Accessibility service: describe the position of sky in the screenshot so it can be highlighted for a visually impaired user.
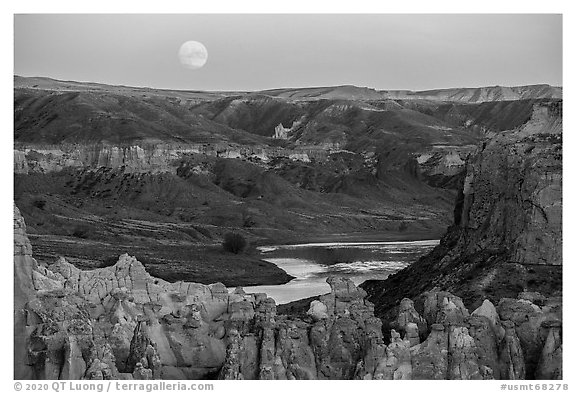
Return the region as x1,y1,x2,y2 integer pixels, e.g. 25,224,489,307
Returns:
14,13,563,93
2,7,575,387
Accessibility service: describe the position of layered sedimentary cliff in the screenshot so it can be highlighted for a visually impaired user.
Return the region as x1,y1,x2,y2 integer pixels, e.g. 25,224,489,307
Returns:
14,140,470,185
13,143,326,175
14,204,561,380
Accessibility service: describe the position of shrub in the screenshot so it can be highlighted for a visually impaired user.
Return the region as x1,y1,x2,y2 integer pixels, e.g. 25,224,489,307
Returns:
222,232,247,254
71,223,94,239
242,210,256,228
32,199,46,210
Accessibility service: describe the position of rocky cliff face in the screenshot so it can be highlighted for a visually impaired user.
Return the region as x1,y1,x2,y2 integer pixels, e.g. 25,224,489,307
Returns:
415,145,477,189
455,102,562,266
361,101,562,378
14,204,561,379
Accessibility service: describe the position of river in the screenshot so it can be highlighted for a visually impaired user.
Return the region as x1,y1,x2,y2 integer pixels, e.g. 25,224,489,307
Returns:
242,239,439,304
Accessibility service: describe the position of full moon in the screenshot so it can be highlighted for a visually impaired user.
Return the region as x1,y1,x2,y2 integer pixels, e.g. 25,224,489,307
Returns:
178,41,208,70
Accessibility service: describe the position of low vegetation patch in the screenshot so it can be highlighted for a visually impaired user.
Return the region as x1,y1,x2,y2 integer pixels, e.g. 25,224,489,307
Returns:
222,232,247,254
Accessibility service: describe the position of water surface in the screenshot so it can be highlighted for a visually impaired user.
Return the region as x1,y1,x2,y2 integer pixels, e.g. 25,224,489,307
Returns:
243,240,438,304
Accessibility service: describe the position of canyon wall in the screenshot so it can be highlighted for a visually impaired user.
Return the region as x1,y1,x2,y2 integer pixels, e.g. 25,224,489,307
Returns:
455,101,562,266
14,142,470,193
362,102,562,379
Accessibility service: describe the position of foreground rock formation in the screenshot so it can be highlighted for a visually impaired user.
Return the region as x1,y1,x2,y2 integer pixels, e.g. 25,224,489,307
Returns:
14,204,561,380
15,204,258,379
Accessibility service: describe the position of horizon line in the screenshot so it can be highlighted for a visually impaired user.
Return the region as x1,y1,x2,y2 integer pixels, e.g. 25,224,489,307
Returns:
13,74,563,94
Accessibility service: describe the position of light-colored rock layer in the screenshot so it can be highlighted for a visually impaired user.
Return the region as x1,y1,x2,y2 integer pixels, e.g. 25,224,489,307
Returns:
14,143,326,175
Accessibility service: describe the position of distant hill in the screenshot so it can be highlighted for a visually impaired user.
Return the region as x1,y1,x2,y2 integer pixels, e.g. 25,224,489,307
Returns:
382,84,562,103
260,85,386,101
14,78,266,146
261,84,562,103
16,75,561,103
16,75,556,148
14,75,229,101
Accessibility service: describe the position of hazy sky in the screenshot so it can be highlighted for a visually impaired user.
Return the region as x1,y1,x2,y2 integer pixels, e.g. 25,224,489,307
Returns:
14,14,562,91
